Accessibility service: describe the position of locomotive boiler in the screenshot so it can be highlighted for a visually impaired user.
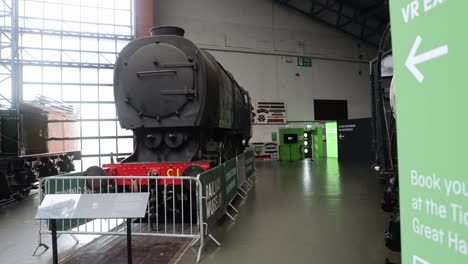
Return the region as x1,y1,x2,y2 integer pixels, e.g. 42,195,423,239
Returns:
112,26,252,166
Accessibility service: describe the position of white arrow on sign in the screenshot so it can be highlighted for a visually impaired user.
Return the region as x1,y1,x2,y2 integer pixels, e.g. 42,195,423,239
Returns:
406,35,448,83
339,133,344,140
413,255,430,264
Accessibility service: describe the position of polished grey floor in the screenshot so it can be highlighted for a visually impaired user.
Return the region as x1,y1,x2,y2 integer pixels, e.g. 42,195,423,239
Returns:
178,159,400,264
0,159,400,264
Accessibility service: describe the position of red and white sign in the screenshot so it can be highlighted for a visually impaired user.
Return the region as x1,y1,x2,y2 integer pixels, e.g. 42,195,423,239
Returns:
250,142,279,160
253,101,287,124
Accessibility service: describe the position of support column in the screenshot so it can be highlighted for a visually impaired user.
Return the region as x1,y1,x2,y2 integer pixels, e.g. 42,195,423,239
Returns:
135,0,154,38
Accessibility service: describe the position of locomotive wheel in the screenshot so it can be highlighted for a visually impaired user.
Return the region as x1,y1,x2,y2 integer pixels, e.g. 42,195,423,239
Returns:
85,166,107,192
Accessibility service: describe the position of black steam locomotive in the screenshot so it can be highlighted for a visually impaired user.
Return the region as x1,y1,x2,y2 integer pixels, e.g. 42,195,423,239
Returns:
113,26,252,165
99,26,253,223
0,98,81,201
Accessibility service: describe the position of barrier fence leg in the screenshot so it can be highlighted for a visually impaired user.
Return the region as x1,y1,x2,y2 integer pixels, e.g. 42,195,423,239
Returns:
208,234,221,247
229,203,239,214
33,226,49,256
196,243,204,263
226,212,236,222
237,191,246,200
244,180,253,188
247,178,254,185
239,187,249,196
70,234,79,244
190,238,200,247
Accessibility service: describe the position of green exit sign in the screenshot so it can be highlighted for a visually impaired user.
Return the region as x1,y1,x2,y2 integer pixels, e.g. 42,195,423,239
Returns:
297,57,312,67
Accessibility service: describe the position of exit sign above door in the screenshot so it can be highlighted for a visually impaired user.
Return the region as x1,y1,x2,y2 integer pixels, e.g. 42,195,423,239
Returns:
297,57,312,67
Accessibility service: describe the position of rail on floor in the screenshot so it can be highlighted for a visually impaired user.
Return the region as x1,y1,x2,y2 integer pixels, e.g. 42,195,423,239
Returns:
33,148,256,263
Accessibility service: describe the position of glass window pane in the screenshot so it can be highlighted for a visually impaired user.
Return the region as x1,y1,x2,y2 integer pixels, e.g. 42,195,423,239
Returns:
117,127,133,136
25,2,44,18
99,8,115,25
99,104,115,118
43,84,62,101
43,35,61,49
19,0,134,170
99,39,116,52
100,121,116,136
117,40,129,52
81,86,98,101
42,50,61,63
99,0,115,9
22,34,42,48
82,7,97,23
43,66,61,83
21,48,41,61
81,121,99,137
81,103,98,119
62,85,81,101
99,69,113,84
81,139,99,155
100,138,116,155
62,36,80,50
81,38,98,52
81,68,98,84
62,67,80,84
44,3,62,20
117,138,134,154
62,51,80,63
82,156,100,169
99,85,114,101
23,84,42,101
115,0,132,11
23,66,42,82
0,82,12,100
63,5,80,22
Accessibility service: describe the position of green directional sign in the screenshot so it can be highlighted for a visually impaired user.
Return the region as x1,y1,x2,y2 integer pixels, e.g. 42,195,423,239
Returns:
297,56,312,67
390,1,467,263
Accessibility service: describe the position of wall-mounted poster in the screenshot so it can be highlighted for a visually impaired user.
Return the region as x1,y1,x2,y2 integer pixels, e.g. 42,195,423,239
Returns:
253,101,287,124
250,142,279,160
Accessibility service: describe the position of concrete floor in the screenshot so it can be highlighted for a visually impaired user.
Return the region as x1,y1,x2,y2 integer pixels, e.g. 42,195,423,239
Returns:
0,159,399,264
178,159,399,264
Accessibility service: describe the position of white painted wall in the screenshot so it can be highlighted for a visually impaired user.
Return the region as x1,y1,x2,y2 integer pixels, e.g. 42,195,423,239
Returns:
154,0,376,142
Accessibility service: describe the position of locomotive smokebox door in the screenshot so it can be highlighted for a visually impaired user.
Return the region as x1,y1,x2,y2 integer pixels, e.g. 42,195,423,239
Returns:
123,42,196,119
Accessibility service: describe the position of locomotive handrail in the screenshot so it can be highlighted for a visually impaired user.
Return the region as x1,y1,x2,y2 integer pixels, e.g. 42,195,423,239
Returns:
136,69,176,77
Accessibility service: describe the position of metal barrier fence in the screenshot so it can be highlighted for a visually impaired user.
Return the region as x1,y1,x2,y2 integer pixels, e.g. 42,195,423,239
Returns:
34,148,256,263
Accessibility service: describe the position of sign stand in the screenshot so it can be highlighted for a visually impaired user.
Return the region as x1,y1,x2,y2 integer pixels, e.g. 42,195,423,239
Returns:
126,218,132,264
36,193,149,264
50,219,58,264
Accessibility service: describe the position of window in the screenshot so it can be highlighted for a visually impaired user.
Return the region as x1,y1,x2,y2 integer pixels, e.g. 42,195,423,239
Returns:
0,0,135,169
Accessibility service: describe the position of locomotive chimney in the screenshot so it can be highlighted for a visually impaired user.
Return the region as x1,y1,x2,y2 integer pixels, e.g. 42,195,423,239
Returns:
150,26,185,37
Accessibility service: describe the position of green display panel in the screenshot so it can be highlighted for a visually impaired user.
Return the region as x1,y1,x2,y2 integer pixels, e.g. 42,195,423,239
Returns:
389,1,467,263
313,128,325,158
325,122,338,158
279,128,304,161
224,157,238,203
